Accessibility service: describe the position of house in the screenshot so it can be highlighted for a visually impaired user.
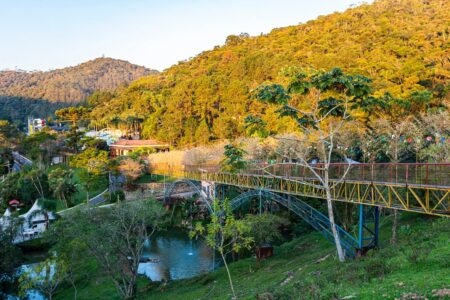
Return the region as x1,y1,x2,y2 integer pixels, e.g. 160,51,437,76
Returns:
27,117,46,135
109,139,170,157
0,201,56,244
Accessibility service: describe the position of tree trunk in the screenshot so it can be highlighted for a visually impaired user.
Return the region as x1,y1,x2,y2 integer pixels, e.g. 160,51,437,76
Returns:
72,281,78,300
220,251,236,299
124,280,137,299
325,187,346,262
45,212,49,230
62,193,68,208
390,209,398,244
126,263,138,299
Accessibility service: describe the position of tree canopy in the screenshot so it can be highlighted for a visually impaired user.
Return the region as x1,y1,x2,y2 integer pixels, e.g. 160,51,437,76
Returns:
86,0,448,146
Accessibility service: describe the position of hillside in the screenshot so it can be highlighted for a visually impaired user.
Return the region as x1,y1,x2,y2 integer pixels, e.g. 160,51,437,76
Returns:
0,57,158,102
53,215,450,299
88,0,450,146
0,96,71,127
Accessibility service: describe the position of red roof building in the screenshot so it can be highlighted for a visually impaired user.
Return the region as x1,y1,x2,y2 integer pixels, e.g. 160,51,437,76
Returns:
8,199,21,208
110,139,170,157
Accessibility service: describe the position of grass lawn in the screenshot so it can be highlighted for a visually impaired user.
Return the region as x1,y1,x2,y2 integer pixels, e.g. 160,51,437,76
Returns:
71,168,108,204
47,165,108,211
53,213,449,300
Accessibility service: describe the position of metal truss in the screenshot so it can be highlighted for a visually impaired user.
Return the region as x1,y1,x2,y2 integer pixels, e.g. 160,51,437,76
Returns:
168,171,449,217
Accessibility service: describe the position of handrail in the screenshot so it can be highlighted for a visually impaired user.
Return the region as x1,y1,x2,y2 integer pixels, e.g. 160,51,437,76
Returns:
149,162,450,188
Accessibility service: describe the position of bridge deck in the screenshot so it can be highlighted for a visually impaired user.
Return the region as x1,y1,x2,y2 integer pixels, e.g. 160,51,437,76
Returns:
150,162,450,217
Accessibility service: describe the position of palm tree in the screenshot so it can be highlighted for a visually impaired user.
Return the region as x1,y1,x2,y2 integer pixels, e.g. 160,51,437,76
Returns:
48,168,77,208
23,166,47,200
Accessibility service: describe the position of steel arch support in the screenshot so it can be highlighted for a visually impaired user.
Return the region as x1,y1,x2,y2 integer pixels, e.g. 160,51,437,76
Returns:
164,179,208,204
230,189,359,258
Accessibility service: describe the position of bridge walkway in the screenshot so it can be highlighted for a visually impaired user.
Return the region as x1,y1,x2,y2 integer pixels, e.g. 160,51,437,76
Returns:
150,162,450,217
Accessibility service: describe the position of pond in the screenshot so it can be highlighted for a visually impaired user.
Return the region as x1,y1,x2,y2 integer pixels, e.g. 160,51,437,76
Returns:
138,229,219,281
5,230,217,300
4,263,51,300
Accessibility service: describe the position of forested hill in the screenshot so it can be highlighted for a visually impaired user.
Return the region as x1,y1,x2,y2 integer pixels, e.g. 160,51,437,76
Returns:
88,0,449,146
0,57,158,102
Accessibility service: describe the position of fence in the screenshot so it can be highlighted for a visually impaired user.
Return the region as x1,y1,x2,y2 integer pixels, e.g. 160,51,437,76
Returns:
150,162,450,188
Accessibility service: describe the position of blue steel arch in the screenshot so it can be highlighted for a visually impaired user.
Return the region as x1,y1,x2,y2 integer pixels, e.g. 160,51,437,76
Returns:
164,179,207,204
164,181,359,257
229,189,358,258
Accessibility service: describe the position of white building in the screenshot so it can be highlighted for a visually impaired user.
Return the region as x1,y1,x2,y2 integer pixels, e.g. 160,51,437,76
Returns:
0,201,56,244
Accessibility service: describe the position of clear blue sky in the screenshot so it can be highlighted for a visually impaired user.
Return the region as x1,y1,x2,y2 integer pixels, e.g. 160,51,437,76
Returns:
0,0,365,71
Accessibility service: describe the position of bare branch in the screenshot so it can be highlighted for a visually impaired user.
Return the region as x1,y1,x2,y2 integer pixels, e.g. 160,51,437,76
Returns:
329,161,353,190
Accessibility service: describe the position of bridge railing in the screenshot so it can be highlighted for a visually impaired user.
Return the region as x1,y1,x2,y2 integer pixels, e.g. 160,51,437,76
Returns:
150,162,450,188
246,163,450,187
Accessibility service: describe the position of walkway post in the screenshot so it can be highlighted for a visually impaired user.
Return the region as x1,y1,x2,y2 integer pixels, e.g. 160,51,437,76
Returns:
357,205,380,256
358,204,364,250
374,206,379,248
259,189,262,215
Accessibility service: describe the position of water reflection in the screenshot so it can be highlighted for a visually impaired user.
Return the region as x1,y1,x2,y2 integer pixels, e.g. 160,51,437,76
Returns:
138,230,218,281
5,230,216,300
5,264,46,300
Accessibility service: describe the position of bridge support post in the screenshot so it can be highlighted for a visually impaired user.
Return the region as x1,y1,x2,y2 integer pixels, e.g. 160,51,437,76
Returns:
201,181,216,200
358,204,364,250
259,189,262,215
357,204,380,257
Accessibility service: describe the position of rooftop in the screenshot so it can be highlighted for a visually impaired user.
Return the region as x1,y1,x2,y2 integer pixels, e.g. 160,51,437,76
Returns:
110,139,169,148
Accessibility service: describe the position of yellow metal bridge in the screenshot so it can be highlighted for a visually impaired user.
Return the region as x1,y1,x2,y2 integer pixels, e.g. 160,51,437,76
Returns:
149,162,450,217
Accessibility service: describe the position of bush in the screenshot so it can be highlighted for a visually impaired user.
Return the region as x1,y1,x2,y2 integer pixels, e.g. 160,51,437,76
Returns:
109,190,125,203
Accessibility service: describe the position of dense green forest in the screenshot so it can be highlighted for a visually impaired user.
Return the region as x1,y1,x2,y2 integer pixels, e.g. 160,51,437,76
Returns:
0,58,158,128
0,96,73,129
86,0,449,147
0,58,157,102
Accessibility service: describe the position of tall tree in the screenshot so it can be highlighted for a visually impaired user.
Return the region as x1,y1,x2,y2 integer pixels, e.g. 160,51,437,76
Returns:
190,199,253,299
243,213,288,266
221,144,248,174
19,131,58,167
251,67,377,262
0,216,23,293
55,107,90,127
69,148,109,202
19,256,68,300
48,167,77,208
116,157,145,187
53,200,166,299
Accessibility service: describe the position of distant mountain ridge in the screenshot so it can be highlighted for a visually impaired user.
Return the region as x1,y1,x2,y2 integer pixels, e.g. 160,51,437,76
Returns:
0,57,158,102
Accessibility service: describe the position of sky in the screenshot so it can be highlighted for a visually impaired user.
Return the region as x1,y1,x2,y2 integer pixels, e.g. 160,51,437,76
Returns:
0,0,365,72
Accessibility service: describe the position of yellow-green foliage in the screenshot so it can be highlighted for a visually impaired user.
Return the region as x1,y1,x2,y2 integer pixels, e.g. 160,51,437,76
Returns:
146,142,225,166
89,0,450,146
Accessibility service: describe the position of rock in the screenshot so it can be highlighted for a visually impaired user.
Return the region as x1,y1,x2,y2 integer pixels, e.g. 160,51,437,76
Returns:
432,289,450,297
315,254,331,264
396,292,427,299
257,292,274,300
280,271,294,286
284,271,294,277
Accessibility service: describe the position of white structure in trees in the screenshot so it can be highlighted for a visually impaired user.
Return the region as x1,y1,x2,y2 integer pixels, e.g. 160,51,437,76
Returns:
0,201,56,244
